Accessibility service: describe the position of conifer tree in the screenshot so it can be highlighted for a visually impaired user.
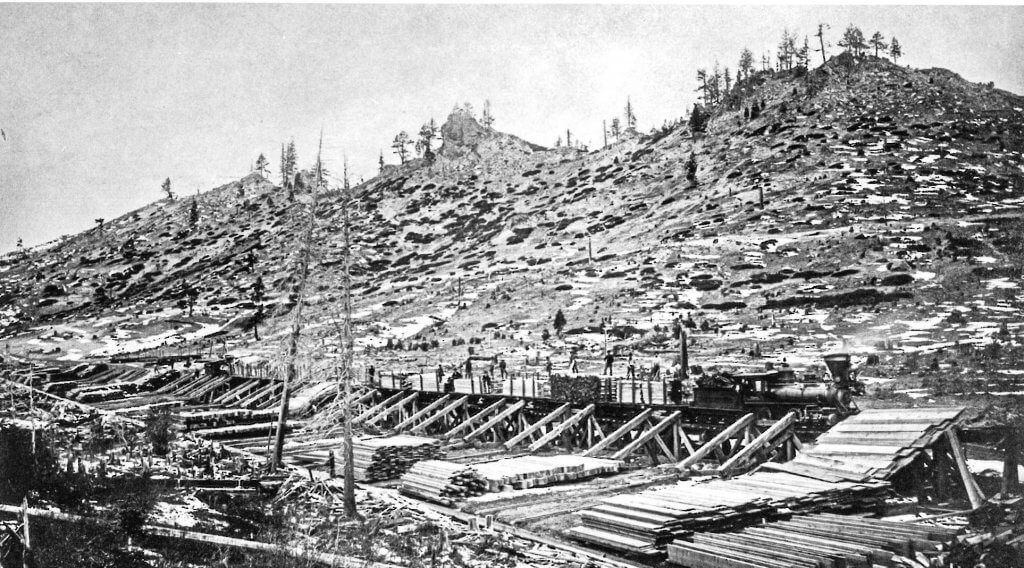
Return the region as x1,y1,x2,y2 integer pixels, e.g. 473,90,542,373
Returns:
188,198,198,228
695,69,708,104
869,32,888,58
415,119,438,163
553,309,566,337
890,38,903,63
610,118,622,140
392,131,411,163
815,24,829,65
481,100,495,128
738,48,754,81
838,24,867,57
625,98,637,130
378,150,385,173
255,153,269,178
161,177,174,200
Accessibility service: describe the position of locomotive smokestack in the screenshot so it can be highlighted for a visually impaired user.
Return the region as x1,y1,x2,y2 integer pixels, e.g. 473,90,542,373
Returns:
824,353,851,384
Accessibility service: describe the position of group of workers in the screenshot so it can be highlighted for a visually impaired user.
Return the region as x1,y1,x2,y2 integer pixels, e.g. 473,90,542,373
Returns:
368,349,688,404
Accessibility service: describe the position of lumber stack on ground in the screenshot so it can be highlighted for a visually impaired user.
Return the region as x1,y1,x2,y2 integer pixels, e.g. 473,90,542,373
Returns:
472,455,622,491
351,435,443,481
567,471,889,555
399,460,487,505
666,512,963,568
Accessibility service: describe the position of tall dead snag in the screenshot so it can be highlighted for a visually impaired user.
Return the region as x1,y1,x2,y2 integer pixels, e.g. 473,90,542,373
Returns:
340,155,357,517
272,132,323,472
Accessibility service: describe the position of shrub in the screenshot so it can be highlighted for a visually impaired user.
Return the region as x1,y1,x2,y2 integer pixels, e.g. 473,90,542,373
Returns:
144,407,175,456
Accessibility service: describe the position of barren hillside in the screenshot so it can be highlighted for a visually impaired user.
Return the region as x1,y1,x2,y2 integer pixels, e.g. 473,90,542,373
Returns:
3,54,1024,406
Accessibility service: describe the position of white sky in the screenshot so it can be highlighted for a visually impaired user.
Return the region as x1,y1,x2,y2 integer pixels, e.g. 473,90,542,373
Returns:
1,4,1022,252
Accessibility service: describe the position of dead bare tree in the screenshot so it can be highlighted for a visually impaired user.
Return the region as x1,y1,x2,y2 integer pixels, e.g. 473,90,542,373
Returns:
271,131,323,472
339,155,357,517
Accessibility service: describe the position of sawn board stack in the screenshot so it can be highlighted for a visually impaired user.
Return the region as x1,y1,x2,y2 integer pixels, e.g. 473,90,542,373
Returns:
668,512,962,568
352,435,443,481
399,460,488,505
568,471,889,555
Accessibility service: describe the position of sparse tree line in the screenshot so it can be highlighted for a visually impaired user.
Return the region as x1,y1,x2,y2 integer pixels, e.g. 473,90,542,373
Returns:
687,24,905,134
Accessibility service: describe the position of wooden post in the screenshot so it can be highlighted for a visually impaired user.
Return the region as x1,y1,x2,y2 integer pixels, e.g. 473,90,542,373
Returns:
1004,428,1020,496
934,442,951,502
947,429,985,509
22,496,30,568
419,374,424,391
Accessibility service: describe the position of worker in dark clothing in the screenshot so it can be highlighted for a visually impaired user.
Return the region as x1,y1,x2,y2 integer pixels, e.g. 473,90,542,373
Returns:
436,364,444,390
545,357,552,379
569,350,579,374
444,369,458,393
498,359,507,380
669,376,683,404
367,365,377,387
482,371,493,393
603,351,614,376
626,352,636,380
464,357,473,381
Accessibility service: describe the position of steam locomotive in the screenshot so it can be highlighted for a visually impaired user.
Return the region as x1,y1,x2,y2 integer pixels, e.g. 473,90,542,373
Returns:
692,353,863,425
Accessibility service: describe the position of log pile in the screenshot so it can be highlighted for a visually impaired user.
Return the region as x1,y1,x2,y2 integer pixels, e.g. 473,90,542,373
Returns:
472,455,621,491
352,435,443,481
568,471,890,555
399,460,487,505
667,512,963,568
549,374,607,403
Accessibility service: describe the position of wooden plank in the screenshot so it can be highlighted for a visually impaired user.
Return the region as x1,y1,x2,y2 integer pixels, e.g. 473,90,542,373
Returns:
463,400,527,442
410,396,468,433
392,394,451,432
504,404,571,449
718,412,797,475
528,405,595,453
582,409,654,457
611,412,682,461
677,413,755,470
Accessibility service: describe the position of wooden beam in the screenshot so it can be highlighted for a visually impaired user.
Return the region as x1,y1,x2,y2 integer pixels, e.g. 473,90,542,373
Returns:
445,399,507,439
364,392,418,427
504,403,571,449
353,391,405,425
717,411,797,476
528,405,595,453
676,413,755,470
392,394,451,432
463,400,527,442
582,409,654,457
410,396,468,433
946,428,986,509
611,411,682,461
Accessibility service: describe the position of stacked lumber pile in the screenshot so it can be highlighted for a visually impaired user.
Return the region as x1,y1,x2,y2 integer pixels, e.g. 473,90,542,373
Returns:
568,471,889,555
667,512,963,568
352,435,443,481
399,460,487,505
473,455,621,491
759,407,967,482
